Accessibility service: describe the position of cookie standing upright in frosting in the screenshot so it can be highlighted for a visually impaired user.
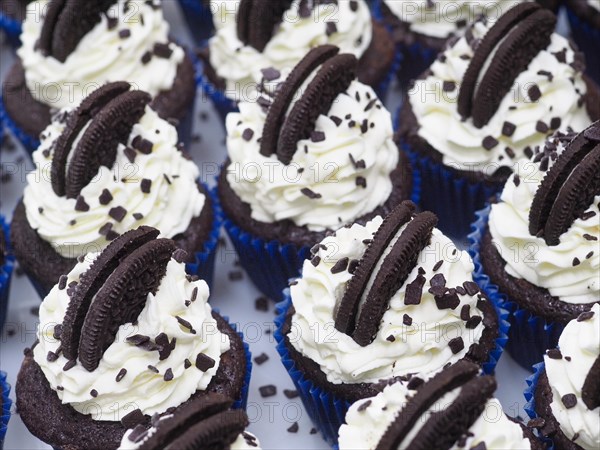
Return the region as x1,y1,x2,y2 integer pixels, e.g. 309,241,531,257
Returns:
398,2,600,236
338,360,544,450
11,82,217,297
218,45,414,300
2,0,196,151
199,0,396,110
532,303,600,450
16,227,249,450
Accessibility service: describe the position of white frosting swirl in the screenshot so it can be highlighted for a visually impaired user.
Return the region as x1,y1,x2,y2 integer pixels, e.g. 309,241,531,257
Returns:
290,216,488,384
18,0,184,110
544,303,600,450
488,134,600,304
208,0,372,98
34,257,230,419
339,380,531,449
408,15,593,172
384,0,527,39
225,73,399,231
23,105,206,259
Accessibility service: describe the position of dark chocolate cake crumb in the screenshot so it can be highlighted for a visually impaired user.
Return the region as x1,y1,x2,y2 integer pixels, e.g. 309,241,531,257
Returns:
253,353,269,365
259,385,277,398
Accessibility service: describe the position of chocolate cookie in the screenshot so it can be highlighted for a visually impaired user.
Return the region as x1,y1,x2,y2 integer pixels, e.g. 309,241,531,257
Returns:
582,355,600,410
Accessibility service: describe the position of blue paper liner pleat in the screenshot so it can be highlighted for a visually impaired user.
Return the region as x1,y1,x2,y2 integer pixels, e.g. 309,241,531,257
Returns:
402,140,502,238
396,41,437,88
566,6,600,86
524,362,555,450
274,292,351,446
0,371,11,449
0,216,15,332
177,0,215,45
0,96,40,157
0,12,22,48
468,204,565,371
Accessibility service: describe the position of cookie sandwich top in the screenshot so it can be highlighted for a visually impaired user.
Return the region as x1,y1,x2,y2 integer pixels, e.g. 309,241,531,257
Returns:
338,360,541,450
21,82,206,259
32,227,231,419
17,0,185,111
208,0,372,97
406,2,596,173
489,121,599,305
225,45,401,233
290,201,497,386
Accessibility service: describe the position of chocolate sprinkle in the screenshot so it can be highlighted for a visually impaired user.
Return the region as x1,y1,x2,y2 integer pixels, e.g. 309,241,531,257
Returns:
482,136,499,150
577,311,595,322
330,257,349,274
287,422,299,433
253,353,269,365
404,273,426,305
502,121,516,137
140,178,152,194
547,348,563,359
301,188,322,199
283,389,299,399
109,206,127,222
163,368,173,381
75,196,90,212
242,128,254,141
561,393,577,409
195,353,215,371
98,189,113,205
357,400,372,412
528,84,541,102
259,385,277,398
449,337,464,354
116,368,127,382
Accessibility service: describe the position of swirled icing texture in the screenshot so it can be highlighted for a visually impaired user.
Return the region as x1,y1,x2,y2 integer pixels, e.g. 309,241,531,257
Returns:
33,257,230,419
290,216,488,384
208,0,372,97
338,380,531,449
383,0,526,39
18,0,184,110
23,105,206,259
544,303,600,449
488,134,600,303
408,14,593,172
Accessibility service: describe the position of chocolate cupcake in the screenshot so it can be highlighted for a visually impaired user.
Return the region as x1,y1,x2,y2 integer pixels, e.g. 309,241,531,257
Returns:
198,0,398,120
11,82,220,298
16,227,250,450
218,45,415,301
339,360,543,450
275,201,506,444
118,392,260,449
527,303,599,450
566,0,600,86
398,2,600,236
470,122,600,369
1,0,196,154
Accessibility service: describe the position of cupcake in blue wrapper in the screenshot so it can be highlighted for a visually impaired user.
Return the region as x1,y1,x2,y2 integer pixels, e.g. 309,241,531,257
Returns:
524,303,599,450
197,0,398,123
15,227,251,450
0,215,16,332
566,0,600,86
469,124,600,371
339,361,544,450
398,2,600,238
0,371,11,449
2,0,196,156
177,0,215,44
11,82,221,299
275,201,507,445
218,45,416,301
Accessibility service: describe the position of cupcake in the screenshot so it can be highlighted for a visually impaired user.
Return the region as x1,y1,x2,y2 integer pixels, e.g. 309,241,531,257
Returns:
1,0,196,154
16,227,251,450
0,0,31,46
378,0,560,87
0,371,11,449
118,392,260,449
0,215,16,330
198,0,398,121
11,82,220,298
566,0,600,86
525,303,599,450
218,45,416,301
275,201,506,444
470,122,600,369
339,360,543,450
398,2,600,237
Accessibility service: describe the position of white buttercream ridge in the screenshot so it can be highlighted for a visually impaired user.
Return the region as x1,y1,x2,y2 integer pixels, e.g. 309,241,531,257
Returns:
24,104,206,259
290,216,489,385
34,256,231,421
208,0,372,99
18,0,184,110
544,303,600,450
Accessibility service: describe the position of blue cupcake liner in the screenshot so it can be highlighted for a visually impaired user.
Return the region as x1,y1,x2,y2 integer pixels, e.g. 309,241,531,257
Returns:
0,216,15,332
22,182,222,300
0,371,11,448
401,139,502,239
468,204,565,371
566,6,600,86
0,11,22,48
177,0,215,45
274,284,509,445
524,362,555,450
0,95,40,157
